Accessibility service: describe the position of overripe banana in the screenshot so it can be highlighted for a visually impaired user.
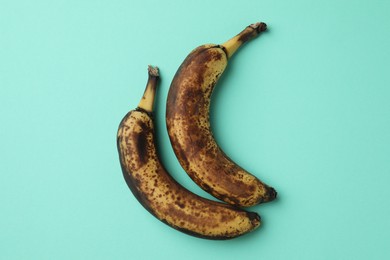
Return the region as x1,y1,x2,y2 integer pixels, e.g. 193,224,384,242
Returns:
117,66,261,239
166,22,277,207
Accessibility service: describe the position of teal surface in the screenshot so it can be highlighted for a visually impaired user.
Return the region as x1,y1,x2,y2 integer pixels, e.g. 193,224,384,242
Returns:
1,0,390,259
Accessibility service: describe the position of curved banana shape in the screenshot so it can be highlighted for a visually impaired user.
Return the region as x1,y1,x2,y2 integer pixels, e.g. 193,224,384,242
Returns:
166,22,277,207
117,66,261,239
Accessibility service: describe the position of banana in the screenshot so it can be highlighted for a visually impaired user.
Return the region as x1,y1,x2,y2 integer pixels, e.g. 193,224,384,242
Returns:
166,22,277,207
117,66,261,239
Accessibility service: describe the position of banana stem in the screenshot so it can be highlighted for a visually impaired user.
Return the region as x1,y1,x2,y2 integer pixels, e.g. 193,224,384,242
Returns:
137,65,160,113
221,22,267,59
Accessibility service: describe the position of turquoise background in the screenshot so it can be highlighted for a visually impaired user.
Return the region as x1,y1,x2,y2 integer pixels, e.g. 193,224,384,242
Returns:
1,0,390,259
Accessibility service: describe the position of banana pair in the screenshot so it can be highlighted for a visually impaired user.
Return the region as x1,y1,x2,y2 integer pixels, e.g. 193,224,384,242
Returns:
117,22,277,240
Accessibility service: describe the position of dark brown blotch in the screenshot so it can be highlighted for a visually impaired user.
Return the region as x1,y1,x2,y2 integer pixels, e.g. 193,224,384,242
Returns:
175,201,185,209
133,120,152,165
133,130,148,165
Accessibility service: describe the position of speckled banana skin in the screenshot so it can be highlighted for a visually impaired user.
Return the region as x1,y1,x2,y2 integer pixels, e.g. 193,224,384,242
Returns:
166,23,277,207
117,66,261,239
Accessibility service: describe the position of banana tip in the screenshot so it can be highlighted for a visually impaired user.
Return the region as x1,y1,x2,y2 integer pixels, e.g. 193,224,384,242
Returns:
246,212,261,227
268,187,277,201
148,65,160,77
249,22,267,33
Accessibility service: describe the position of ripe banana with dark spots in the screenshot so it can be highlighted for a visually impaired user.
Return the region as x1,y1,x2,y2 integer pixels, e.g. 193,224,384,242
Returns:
117,66,261,239
166,22,277,207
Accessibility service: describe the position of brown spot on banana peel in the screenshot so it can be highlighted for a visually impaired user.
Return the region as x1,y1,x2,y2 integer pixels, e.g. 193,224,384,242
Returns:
166,23,277,207
118,67,261,239
133,121,149,165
